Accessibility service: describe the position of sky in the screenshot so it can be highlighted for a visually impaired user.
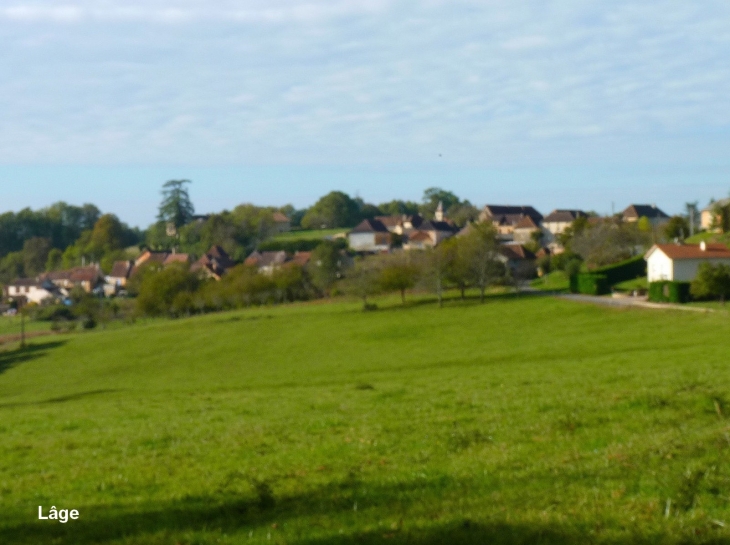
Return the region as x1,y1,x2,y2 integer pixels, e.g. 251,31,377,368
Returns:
1,0,730,227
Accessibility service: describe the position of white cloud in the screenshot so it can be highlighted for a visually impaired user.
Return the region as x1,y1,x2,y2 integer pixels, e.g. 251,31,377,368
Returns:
1,1,730,166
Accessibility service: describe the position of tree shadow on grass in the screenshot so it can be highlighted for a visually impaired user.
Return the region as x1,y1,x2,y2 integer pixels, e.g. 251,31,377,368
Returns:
3,479,728,545
0,340,66,376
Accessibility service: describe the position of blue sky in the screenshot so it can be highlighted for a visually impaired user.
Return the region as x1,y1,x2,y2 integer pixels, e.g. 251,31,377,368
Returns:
1,1,730,226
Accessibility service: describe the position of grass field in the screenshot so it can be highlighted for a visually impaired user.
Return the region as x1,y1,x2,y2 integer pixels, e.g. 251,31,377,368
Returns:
272,228,347,242
1,293,730,544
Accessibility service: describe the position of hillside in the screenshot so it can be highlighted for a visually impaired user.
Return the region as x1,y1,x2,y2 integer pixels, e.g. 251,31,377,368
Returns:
1,295,729,544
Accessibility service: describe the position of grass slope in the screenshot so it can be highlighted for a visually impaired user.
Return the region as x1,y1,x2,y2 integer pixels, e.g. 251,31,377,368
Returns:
272,228,347,242
1,295,730,544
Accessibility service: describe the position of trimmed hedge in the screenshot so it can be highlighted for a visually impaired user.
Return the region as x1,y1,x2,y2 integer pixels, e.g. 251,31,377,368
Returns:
592,256,647,285
648,281,691,303
570,273,610,295
258,238,347,253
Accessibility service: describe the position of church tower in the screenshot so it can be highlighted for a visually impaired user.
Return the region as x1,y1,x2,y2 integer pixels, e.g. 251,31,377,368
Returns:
435,200,444,221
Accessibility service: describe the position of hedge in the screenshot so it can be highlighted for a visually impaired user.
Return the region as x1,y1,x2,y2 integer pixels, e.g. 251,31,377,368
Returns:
258,238,347,253
570,273,610,295
648,281,691,303
592,256,647,286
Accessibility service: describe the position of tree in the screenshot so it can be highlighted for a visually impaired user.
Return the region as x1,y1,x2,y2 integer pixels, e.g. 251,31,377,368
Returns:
301,191,360,229
343,257,382,309
308,241,342,296
571,221,650,268
377,200,420,216
379,253,420,304
713,202,730,234
447,203,479,227
664,215,690,240
88,214,126,258
423,244,453,308
691,262,730,305
136,263,201,317
420,187,460,218
158,179,195,230
458,222,502,303
22,237,51,277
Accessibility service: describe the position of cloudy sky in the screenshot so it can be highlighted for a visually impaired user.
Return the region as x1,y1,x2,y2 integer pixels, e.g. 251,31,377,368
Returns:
1,0,729,226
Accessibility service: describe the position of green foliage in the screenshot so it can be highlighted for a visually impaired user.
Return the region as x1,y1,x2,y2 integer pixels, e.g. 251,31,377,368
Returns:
591,255,647,286
571,220,650,268
301,191,361,229
342,257,382,308
570,273,610,295
420,187,461,218
3,298,730,543
690,262,730,303
378,253,420,304
308,241,343,295
650,281,692,303
377,199,420,216
456,222,502,302
664,215,690,240
136,264,201,317
157,179,194,229
259,238,347,253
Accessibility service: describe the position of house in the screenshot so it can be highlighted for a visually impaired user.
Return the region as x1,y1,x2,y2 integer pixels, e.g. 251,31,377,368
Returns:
289,251,312,267
479,205,543,239
417,220,457,246
700,199,730,232
512,216,542,245
131,250,190,276
244,250,289,275
403,230,435,250
645,242,730,282
622,204,669,226
41,265,104,294
104,260,134,295
542,210,587,237
348,219,391,252
191,245,236,280
3,278,59,305
272,212,291,233
374,214,423,235
498,244,537,278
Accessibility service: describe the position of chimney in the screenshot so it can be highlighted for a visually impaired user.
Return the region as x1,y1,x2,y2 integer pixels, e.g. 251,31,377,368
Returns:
700,241,707,251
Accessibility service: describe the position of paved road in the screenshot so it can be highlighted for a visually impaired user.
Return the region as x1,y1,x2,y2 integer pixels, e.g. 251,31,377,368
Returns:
556,293,714,312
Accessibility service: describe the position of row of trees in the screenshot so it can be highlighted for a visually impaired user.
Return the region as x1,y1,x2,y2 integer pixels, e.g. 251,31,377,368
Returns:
131,223,512,317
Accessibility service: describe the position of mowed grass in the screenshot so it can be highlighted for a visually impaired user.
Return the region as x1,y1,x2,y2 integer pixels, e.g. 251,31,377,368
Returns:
1,295,730,544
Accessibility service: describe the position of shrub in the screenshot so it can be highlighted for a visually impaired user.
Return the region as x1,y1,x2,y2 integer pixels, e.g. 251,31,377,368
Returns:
592,256,646,286
572,273,610,295
648,281,691,303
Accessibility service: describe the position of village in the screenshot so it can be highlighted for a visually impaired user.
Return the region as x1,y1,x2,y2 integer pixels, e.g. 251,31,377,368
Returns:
3,194,730,312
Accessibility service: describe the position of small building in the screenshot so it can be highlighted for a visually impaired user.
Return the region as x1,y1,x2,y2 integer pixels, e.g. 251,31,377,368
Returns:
645,242,730,282
418,220,457,246
41,266,104,294
105,260,134,295
374,214,423,235
3,278,59,305
272,212,291,233
622,204,669,226
348,219,391,252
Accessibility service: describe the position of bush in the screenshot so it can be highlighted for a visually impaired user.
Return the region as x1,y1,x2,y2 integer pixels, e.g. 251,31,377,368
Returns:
592,256,646,286
570,273,609,295
648,281,691,303
34,304,75,322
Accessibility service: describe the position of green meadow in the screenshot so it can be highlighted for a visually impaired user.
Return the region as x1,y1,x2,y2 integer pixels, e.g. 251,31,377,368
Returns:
272,228,347,242
1,294,729,544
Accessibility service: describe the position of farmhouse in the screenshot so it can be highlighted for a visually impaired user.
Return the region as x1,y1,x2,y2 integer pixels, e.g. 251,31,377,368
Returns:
645,242,730,282
191,245,236,280
348,219,391,252
244,250,288,275
272,212,291,233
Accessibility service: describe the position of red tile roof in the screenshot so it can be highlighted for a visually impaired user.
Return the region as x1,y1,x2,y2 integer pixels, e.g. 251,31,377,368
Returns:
649,243,730,260
514,216,540,229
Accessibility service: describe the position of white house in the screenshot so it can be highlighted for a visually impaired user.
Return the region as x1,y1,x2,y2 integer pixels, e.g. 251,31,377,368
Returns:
645,242,730,282
3,278,59,304
348,219,391,252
